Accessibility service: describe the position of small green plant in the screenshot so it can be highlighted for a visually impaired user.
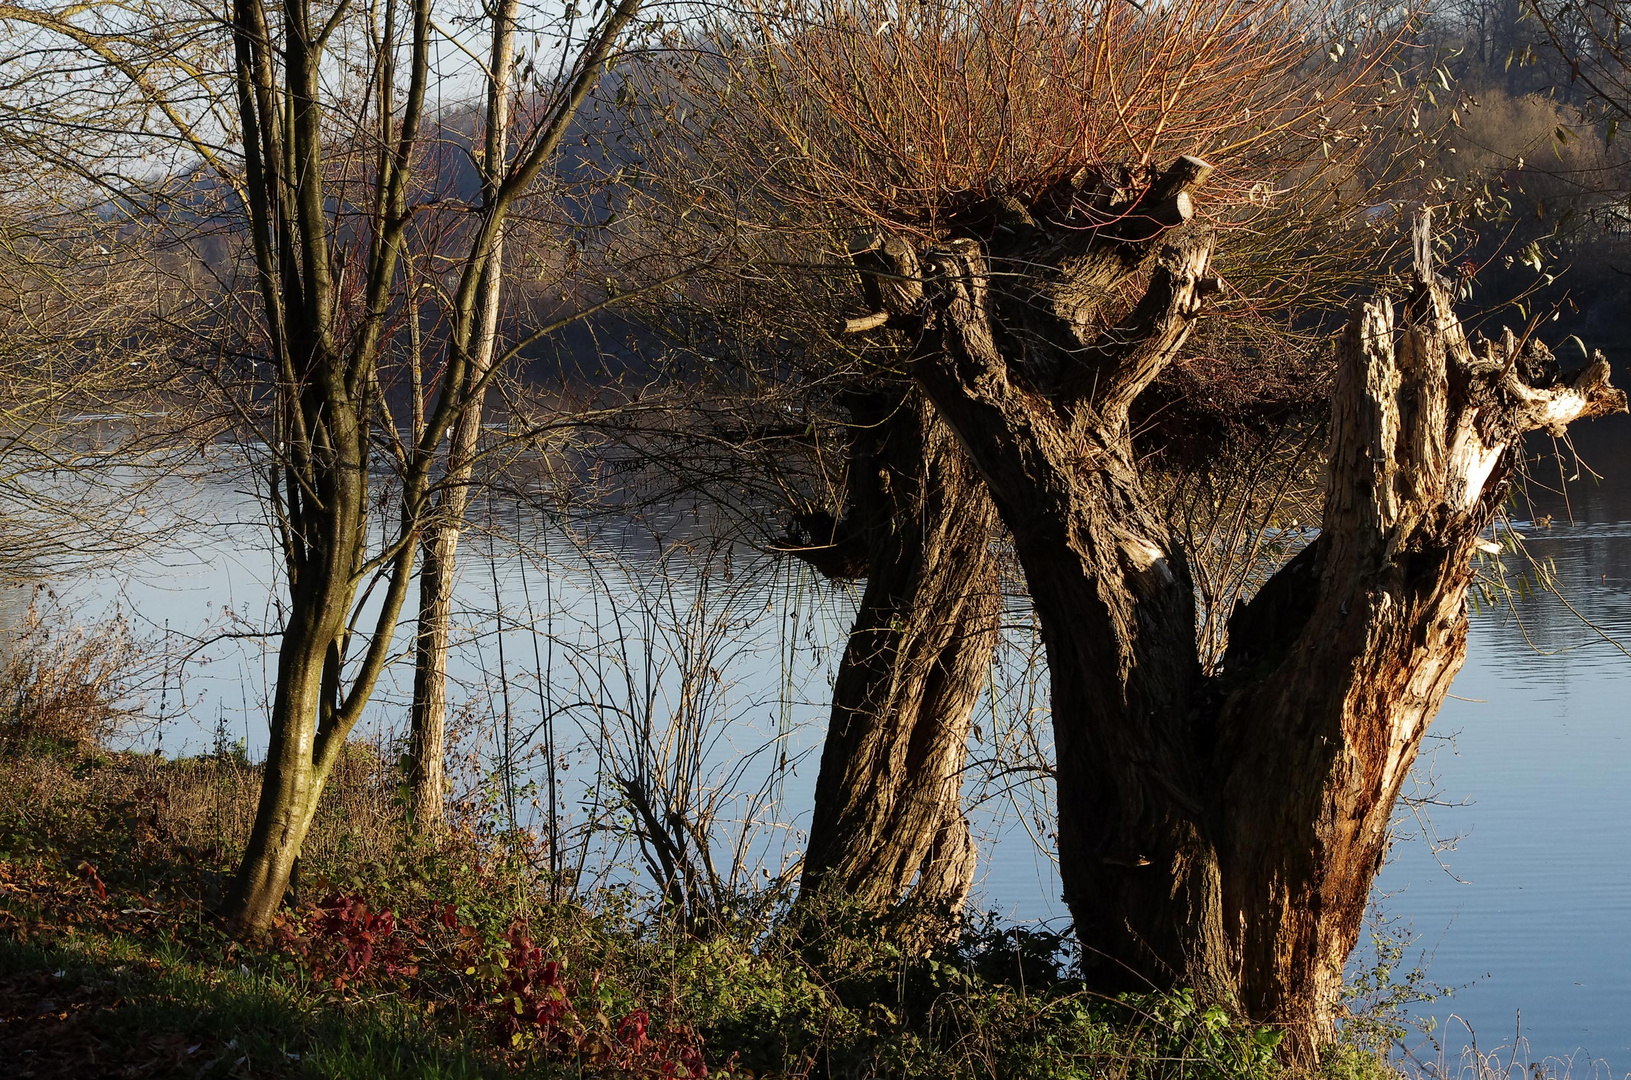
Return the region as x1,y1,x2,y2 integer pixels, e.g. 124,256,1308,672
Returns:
1330,916,1448,1077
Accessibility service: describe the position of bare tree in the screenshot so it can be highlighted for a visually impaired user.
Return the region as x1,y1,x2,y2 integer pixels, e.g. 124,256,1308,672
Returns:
3,0,648,928
1526,0,1623,104
0,31,202,585
0,217,177,582
219,0,646,928
404,0,651,841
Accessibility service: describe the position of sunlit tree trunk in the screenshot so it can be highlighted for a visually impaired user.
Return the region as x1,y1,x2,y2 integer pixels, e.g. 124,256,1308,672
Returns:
220,0,427,929
795,388,1000,922
231,555,369,929
406,0,517,839
851,180,1626,1061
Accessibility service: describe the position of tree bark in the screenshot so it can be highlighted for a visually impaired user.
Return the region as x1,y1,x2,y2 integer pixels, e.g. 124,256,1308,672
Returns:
228,607,344,929
849,184,1626,1060
405,287,500,837
406,0,518,838
1210,295,1624,1053
407,519,458,836
794,388,1001,921
223,358,411,930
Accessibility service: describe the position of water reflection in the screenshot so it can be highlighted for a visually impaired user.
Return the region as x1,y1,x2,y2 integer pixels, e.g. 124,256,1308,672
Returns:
1376,413,1631,1064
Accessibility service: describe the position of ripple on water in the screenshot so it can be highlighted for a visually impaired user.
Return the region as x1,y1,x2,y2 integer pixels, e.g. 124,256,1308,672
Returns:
1378,508,1631,1063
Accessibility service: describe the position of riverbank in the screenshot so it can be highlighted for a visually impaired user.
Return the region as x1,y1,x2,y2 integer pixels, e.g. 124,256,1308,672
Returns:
0,743,1406,1080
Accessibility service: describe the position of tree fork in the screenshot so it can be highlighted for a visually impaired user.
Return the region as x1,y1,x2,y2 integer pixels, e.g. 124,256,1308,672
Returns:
1212,250,1626,1053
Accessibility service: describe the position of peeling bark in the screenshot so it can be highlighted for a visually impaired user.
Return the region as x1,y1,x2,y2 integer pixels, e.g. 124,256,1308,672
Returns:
1212,285,1624,1053
791,388,1001,922
847,186,1626,1059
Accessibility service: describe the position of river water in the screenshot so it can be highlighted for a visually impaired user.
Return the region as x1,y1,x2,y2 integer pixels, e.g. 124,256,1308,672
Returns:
5,407,1631,1068
1370,411,1631,1071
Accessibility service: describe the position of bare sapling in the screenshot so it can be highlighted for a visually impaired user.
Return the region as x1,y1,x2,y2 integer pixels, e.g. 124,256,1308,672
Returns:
204,0,642,930
406,0,648,841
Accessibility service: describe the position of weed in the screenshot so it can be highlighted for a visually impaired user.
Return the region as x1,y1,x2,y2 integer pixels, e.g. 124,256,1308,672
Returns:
0,590,152,757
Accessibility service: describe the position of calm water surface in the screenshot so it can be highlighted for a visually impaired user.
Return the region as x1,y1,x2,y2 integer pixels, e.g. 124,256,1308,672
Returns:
8,410,1631,1066
1373,413,1631,1068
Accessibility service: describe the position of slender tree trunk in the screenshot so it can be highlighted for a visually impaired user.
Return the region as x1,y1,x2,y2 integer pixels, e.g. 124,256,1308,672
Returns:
224,383,386,929
226,621,335,929
848,184,1626,1061
796,388,1000,920
406,0,517,836
408,522,458,835
405,259,503,834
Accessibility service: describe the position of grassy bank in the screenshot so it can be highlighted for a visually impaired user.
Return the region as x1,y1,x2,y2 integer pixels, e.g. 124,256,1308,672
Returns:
0,746,1401,1080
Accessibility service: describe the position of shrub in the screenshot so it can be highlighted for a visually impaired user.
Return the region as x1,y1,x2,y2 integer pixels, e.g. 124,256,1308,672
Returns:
0,591,150,756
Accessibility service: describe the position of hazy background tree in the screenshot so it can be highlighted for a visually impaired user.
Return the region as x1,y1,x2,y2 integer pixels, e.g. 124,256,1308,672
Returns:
0,9,209,586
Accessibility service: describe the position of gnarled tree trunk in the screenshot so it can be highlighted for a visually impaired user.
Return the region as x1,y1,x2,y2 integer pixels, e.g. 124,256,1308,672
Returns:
788,387,1001,920
849,180,1625,1060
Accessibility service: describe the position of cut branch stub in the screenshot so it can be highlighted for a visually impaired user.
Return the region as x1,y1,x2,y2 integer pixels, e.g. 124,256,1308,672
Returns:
850,232,924,321
1066,227,1216,421
841,157,1215,348
1097,154,1214,243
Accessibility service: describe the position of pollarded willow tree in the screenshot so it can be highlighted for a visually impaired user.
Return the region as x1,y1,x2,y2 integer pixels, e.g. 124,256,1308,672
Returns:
853,187,1624,1055
615,143,1006,918
630,0,1447,929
